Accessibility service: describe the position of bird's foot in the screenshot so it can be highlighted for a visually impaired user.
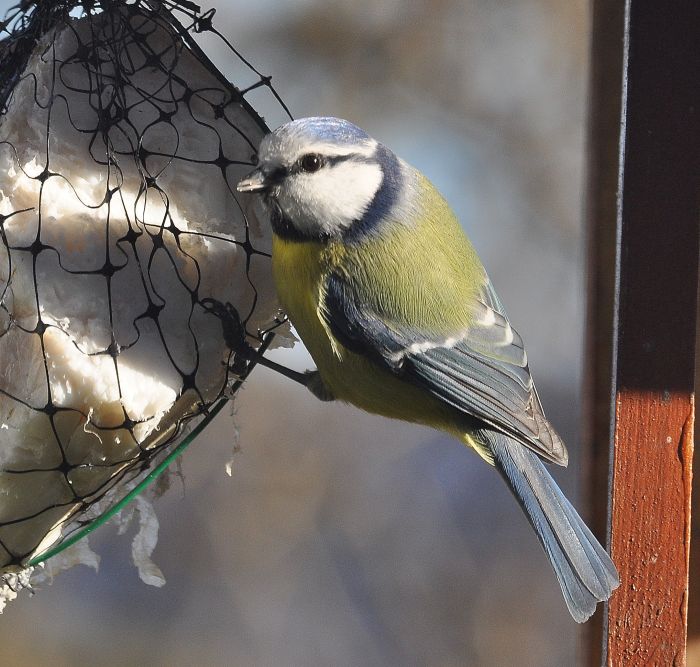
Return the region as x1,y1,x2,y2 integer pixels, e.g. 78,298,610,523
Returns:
304,371,335,402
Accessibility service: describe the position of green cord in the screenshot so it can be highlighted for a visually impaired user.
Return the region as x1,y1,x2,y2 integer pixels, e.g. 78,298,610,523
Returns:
27,397,229,567
26,331,277,569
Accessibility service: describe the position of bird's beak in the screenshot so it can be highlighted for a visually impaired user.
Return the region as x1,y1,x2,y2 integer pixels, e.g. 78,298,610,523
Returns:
236,168,269,193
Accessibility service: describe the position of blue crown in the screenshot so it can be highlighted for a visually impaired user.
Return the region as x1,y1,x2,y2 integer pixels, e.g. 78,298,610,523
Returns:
275,117,370,145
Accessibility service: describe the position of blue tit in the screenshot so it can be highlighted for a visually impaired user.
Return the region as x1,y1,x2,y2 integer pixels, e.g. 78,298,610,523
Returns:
237,116,619,622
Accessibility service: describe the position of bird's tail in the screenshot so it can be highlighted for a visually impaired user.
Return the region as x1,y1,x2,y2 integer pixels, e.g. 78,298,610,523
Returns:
488,433,619,623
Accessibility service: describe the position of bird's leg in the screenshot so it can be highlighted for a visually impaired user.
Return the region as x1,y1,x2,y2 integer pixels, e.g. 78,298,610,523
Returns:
244,351,335,401
201,298,335,401
303,370,335,402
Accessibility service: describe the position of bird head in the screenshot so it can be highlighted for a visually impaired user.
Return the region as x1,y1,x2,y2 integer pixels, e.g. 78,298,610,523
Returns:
237,117,404,241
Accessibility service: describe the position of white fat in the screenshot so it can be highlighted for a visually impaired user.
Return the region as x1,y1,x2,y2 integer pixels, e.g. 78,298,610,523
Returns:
276,160,383,236
129,496,165,588
0,568,33,613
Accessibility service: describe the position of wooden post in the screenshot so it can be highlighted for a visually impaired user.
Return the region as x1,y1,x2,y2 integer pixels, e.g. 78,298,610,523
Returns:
690,334,700,661
585,0,699,664
582,0,626,662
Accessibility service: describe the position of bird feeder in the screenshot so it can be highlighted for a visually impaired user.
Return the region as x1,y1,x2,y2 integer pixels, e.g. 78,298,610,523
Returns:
0,0,289,605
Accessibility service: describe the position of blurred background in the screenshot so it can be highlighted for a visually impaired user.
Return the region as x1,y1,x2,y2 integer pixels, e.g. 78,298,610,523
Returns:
1,0,592,664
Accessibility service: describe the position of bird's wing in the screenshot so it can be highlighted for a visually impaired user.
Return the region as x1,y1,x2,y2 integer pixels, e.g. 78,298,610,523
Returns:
322,272,568,466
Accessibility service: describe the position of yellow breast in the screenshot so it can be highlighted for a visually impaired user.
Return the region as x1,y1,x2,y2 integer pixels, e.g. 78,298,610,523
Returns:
271,234,459,433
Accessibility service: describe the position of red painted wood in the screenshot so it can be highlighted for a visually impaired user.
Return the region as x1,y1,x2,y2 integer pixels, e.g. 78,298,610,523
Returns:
607,392,694,665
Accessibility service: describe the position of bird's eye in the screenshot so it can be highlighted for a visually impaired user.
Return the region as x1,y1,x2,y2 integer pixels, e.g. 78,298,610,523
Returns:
300,154,323,173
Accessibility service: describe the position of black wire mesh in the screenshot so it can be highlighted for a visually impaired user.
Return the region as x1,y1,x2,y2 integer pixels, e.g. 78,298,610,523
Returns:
0,0,290,572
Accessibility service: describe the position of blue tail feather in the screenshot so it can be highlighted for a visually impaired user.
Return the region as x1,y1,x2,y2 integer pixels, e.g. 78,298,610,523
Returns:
488,432,619,623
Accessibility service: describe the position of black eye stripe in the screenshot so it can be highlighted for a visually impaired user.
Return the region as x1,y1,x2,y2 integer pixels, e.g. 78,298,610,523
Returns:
324,154,352,166
290,152,373,175
265,165,288,184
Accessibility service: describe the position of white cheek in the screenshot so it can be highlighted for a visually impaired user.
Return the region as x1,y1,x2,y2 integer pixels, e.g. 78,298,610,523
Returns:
277,162,383,236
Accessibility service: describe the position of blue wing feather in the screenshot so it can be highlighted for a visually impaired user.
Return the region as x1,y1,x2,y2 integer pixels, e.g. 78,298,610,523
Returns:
322,271,567,465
